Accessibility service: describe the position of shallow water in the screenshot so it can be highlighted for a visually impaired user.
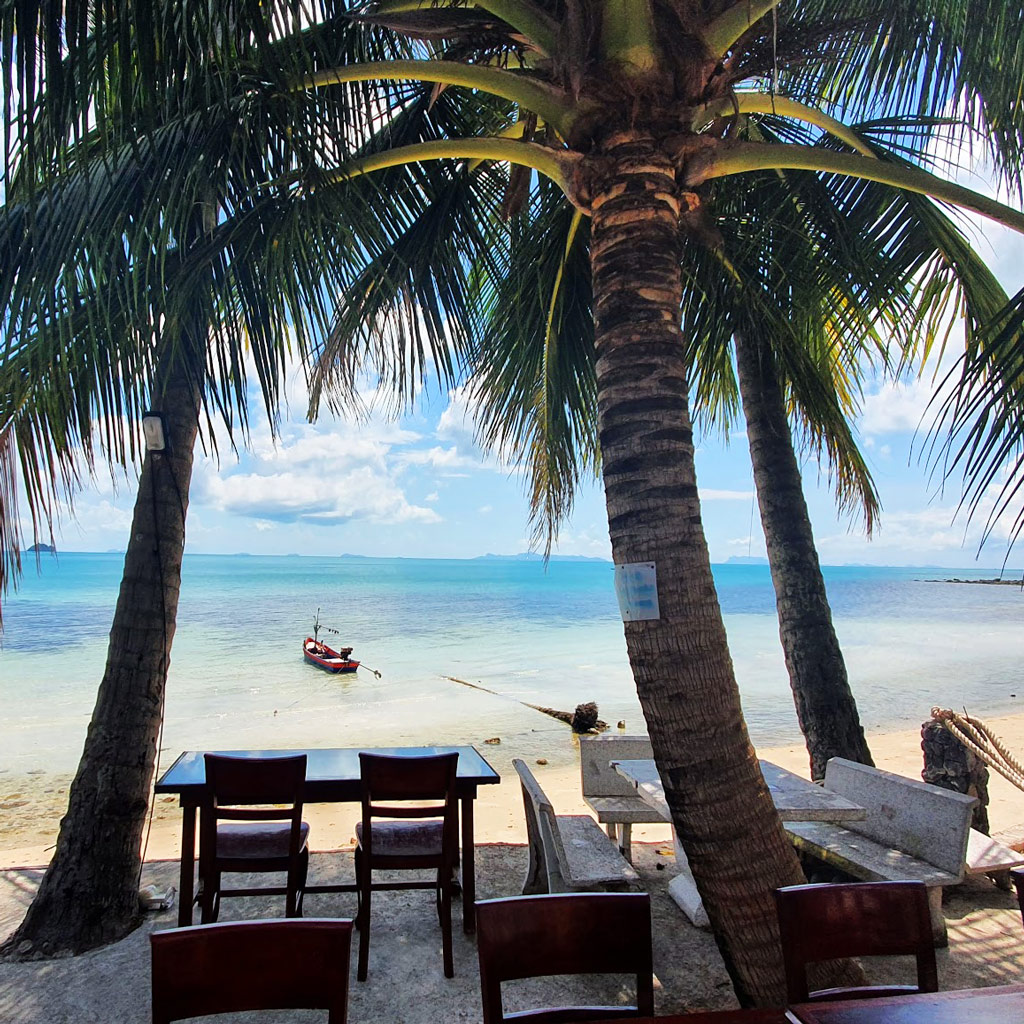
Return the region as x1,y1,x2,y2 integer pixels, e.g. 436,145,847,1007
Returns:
1,554,1022,779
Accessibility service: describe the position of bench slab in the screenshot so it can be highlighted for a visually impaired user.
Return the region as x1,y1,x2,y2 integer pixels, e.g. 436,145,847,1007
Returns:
965,828,1024,875
583,795,668,825
557,815,640,888
785,821,959,887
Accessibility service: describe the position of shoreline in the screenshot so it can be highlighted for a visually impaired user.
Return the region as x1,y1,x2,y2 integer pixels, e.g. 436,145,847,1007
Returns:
3,710,1023,871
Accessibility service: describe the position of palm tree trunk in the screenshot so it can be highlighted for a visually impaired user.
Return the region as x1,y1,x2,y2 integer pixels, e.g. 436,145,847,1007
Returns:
734,329,873,780
1,351,200,957
588,130,807,1006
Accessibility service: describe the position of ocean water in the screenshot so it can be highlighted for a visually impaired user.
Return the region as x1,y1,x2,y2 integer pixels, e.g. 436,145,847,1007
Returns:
1,553,1022,782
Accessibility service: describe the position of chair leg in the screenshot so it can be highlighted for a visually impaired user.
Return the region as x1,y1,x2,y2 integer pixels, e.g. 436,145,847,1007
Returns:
286,847,309,918
297,846,308,916
354,846,364,930
200,869,220,924
356,846,371,981
439,874,454,979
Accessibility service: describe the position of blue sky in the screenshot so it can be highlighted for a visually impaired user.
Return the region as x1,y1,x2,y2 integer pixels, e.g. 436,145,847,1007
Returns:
38,178,1024,570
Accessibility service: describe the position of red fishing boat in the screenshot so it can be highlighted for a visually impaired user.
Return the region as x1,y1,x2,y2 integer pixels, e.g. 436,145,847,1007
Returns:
302,636,359,673
303,610,362,674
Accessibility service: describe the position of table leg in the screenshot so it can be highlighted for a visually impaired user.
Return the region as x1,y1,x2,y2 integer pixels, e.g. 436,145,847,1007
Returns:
460,794,476,934
177,803,197,927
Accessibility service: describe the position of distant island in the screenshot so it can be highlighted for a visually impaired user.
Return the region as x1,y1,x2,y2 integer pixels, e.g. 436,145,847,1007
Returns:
724,555,769,566
28,542,56,553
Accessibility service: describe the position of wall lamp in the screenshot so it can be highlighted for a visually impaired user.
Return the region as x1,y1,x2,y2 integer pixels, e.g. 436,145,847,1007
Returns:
142,411,167,453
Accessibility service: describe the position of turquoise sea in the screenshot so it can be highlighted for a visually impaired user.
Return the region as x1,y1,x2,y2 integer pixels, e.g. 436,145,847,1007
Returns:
1,553,1022,782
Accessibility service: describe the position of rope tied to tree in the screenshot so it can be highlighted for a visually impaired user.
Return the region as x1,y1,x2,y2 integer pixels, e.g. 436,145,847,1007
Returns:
931,706,1024,792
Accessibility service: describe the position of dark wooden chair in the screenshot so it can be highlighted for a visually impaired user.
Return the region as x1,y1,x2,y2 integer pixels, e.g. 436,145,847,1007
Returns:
1013,866,1024,925
476,892,654,1023
151,918,352,1023
774,880,939,1003
355,750,460,981
199,753,310,922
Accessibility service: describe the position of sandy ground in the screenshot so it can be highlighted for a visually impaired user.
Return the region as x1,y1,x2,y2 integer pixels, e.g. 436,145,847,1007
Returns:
1,714,1024,1020
4,711,1024,869
1,844,1023,1023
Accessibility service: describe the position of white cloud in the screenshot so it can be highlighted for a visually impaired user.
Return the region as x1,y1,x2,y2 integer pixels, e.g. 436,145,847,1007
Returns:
200,464,440,525
860,379,934,435
394,445,481,472
435,387,480,449
190,413,444,528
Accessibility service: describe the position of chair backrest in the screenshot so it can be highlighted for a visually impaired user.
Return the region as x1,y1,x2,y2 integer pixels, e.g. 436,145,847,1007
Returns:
359,752,459,849
579,736,654,799
204,752,307,820
151,918,353,1023
823,758,976,877
477,892,654,1023
201,753,307,866
513,758,570,892
774,881,938,1002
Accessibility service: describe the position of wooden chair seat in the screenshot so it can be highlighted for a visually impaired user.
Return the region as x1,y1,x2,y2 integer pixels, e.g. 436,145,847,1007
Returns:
355,818,443,857
217,821,310,859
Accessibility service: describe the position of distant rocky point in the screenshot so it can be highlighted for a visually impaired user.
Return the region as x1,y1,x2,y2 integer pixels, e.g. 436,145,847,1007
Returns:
928,577,1024,586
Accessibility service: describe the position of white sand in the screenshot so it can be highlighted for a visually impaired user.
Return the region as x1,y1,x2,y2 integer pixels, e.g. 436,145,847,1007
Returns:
3,710,1023,870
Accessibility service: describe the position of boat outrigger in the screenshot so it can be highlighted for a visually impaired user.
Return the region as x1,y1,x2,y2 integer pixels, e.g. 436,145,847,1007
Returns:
303,610,359,674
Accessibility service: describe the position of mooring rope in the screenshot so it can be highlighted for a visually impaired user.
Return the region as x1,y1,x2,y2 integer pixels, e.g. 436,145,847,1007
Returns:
931,706,1024,792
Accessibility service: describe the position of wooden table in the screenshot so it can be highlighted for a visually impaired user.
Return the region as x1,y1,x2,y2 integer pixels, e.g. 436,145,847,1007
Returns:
154,745,500,931
611,759,865,926
787,983,1024,1023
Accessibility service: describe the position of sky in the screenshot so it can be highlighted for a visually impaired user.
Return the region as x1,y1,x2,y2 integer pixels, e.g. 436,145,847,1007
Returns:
27,173,1024,571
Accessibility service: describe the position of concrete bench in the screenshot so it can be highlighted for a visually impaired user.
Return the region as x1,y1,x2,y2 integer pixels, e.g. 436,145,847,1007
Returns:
512,758,639,895
579,735,667,863
784,758,977,945
965,828,1024,887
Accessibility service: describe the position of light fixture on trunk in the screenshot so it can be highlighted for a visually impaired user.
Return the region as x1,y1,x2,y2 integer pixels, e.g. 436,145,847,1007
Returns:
142,411,167,452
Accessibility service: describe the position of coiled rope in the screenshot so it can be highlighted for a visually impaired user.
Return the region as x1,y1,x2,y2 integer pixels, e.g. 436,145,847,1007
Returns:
931,706,1024,792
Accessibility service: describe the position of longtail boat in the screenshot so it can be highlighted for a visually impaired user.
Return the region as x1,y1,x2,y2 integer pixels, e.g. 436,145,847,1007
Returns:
303,609,360,673
302,636,359,673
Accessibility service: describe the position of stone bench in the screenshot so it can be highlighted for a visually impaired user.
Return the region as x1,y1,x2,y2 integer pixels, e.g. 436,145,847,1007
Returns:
965,828,1024,887
579,735,667,863
784,758,977,945
512,758,639,894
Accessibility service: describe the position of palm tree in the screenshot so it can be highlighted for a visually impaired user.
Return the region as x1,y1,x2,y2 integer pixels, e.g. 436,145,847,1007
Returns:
466,128,1013,785
5,0,1024,1004
928,280,1024,556
0,9,418,956
293,1,1024,1003
692,159,1013,780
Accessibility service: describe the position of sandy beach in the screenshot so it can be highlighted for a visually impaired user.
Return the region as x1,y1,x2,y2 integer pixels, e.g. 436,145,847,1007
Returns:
3,710,1023,870
3,711,1024,1022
